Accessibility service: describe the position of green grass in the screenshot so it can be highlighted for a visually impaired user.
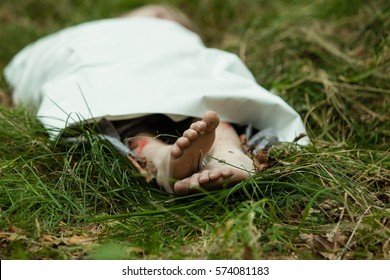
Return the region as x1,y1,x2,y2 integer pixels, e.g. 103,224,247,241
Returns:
0,0,389,260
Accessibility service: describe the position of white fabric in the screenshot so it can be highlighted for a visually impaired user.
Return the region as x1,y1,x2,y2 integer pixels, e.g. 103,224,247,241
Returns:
4,17,308,143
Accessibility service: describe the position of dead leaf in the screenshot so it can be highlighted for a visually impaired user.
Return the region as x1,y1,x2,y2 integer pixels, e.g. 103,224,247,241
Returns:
40,234,63,246
0,228,28,242
41,234,57,243
87,224,105,235
318,251,338,260
300,233,343,259
68,235,97,245
313,235,338,253
126,154,155,183
239,134,248,148
40,233,98,247
253,149,278,171
242,243,254,260
318,199,341,210
257,150,268,164
299,233,314,247
9,225,23,234
7,233,28,242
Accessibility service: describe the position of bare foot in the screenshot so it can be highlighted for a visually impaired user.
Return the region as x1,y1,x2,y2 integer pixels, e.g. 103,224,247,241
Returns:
131,110,219,193
167,110,219,183
173,147,255,195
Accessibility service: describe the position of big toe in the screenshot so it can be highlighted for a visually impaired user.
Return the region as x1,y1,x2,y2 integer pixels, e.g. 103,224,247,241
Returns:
203,110,220,132
174,178,192,195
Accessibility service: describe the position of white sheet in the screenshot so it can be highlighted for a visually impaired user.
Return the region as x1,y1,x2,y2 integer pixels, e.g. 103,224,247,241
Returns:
4,17,308,144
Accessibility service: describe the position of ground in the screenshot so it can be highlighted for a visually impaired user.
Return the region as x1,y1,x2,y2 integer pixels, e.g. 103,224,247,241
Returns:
0,0,389,260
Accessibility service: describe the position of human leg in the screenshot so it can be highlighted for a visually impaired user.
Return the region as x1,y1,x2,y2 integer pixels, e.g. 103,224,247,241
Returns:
129,111,219,193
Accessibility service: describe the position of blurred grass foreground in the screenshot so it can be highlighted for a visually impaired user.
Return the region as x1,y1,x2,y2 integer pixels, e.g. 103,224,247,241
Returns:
0,0,389,259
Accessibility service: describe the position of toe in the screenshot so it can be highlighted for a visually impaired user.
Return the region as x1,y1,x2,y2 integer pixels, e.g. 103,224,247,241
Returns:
183,129,198,141
170,145,182,158
189,173,201,188
203,111,220,132
176,136,190,149
221,167,234,178
174,178,191,195
209,169,222,181
199,170,211,184
190,121,207,133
